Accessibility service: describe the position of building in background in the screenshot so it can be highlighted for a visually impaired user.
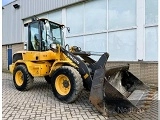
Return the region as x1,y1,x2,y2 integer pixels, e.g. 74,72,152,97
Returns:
2,0,158,85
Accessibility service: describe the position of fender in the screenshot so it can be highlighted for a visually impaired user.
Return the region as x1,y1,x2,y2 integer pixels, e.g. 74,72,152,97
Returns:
49,60,78,77
10,60,78,77
10,60,51,77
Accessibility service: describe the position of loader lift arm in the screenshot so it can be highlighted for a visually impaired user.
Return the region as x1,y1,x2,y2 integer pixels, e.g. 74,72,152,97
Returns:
60,46,109,90
60,47,92,90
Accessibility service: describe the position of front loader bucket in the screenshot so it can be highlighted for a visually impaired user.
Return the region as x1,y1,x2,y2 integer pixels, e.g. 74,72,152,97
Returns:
89,65,148,116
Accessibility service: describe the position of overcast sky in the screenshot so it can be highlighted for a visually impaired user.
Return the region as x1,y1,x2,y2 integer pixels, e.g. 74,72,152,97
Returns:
2,0,14,6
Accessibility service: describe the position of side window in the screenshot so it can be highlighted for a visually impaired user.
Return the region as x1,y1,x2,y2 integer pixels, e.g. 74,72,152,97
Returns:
28,22,40,51
52,27,61,44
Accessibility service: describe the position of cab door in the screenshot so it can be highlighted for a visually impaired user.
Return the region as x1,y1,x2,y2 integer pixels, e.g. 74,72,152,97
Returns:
28,21,42,51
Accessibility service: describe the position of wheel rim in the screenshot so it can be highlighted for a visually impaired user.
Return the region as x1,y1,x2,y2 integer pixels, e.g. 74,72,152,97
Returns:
55,74,71,96
15,70,24,86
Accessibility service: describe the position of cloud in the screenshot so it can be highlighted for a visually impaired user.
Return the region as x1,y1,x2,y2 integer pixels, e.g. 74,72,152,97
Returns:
2,0,14,6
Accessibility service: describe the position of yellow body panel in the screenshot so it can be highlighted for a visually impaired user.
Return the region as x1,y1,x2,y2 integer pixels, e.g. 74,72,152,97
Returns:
10,60,52,77
49,61,78,75
10,48,77,77
17,50,58,61
9,64,15,74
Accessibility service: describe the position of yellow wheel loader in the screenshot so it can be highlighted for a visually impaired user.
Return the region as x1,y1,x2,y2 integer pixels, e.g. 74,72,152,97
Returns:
9,17,148,116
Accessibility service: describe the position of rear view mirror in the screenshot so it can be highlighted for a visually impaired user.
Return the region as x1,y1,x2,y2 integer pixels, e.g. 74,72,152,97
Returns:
63,27,70,33
66,27,70,33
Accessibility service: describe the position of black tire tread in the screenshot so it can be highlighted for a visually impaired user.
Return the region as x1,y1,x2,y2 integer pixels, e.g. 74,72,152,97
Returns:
13,65,33,91
44,75,51,84
52,66,83,103
64,66,83,103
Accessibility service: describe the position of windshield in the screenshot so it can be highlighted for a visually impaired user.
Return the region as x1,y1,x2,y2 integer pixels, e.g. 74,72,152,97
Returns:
42,21,63,50
50,22,62,44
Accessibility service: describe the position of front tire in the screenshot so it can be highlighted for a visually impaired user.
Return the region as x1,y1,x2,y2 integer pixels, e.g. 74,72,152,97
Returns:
13,65,33,91
51,66,83,103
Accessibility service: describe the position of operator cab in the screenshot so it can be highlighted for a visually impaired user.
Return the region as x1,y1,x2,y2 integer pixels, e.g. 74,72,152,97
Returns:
25,17,64,51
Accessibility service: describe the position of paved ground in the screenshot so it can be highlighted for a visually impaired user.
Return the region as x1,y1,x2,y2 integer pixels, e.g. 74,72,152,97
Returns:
2,72,158,120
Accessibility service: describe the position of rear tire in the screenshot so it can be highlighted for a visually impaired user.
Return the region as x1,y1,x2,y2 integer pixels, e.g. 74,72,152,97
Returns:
13,65,33,91
51,66,83,103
